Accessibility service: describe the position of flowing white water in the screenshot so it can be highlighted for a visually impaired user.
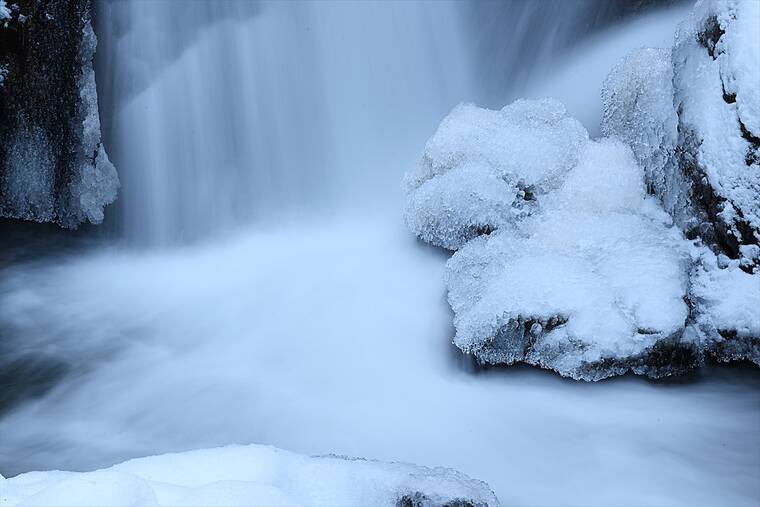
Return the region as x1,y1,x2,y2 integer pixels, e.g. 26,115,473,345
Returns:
98,0,474,245
2,2,759,506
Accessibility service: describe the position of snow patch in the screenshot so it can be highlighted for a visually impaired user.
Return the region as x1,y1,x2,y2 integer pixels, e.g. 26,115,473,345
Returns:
0,445,499,507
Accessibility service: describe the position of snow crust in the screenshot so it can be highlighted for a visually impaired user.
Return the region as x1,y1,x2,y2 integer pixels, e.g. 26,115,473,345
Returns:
404,99,587,250
0,445,498,507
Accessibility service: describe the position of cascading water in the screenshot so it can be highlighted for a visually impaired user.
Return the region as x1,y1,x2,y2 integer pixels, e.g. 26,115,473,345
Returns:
3,2,758,506
94,0,668,245
96,0,475,245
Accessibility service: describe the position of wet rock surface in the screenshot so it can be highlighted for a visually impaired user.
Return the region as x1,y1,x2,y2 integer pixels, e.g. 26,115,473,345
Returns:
0,0,117,228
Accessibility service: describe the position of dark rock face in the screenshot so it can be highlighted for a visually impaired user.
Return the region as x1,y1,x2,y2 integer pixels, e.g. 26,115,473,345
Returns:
0,0,117,228
397,492,490,507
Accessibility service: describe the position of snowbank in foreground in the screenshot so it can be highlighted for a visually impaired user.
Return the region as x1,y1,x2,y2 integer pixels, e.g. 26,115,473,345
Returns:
0,445,498,507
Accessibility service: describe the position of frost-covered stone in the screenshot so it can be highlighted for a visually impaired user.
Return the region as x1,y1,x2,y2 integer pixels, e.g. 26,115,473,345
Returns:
0,0,118,228
603,0,760,271
690,250,760,365
0,445,500,507
406,0,760,380
671,0,760,270
404,99,587,250
446,140,696,381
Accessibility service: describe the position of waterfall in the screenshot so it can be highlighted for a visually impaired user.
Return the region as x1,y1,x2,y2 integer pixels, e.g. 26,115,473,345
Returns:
9,5,756,507
95,0,664,246
95,0,475,245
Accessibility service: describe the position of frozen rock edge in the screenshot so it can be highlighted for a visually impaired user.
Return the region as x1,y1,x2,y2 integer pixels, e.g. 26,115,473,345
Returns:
0,444,499,507
0,0,118,228
404,0,759,380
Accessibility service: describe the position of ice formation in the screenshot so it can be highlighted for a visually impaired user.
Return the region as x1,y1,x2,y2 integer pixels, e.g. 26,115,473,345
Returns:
406,0,760,379
0,1,10,22
601,47,683,212
0,445,499,507
0,0,118,228
404,100,587,250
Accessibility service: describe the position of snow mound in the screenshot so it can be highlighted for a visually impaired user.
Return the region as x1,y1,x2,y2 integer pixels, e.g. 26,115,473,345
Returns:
404,99,588,250
446,139,694,380
0,445,499,507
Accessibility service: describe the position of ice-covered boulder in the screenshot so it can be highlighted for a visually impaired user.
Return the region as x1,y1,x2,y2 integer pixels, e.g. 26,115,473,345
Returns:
404,0,760,380
598,0,760,370
603,0,760,272
446,139,697,380
404,99,587,250
0,445,499,507
0,0,118,228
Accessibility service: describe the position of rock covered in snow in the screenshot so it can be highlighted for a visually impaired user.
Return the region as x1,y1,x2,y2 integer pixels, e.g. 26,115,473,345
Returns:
407,0,760,379
404,99,587,250
599,0,760,369
0,445,499,507
603,0,760,272
0,0,118,228
446,139,697,380
405,99,707,380
690,249,760,366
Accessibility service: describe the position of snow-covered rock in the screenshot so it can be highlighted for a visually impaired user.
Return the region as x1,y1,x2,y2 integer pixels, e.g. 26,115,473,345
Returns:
0,0,118,228
404,99,587,250
446,139,696,380
598,0,760,370
407,0,760,378
0,445,499,507
603,0,760,272
691,250,760,366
